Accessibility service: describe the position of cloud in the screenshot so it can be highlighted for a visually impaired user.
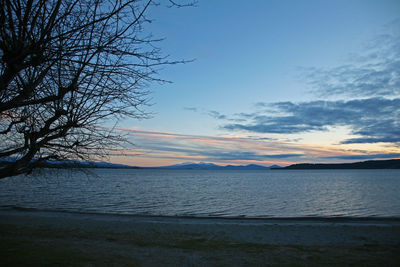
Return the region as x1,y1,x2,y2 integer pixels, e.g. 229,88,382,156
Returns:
116,128,315,163
222,97,400,144
185,107,247,122
111,127,399,166
303,23,400,98
208,26,400,147
219,26,400,144
125,23,400,166
323,153,400,160
208,110,227,120
187,151,303,161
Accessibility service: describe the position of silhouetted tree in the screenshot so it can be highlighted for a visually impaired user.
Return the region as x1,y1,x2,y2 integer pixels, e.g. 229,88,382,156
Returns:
0,0,192,178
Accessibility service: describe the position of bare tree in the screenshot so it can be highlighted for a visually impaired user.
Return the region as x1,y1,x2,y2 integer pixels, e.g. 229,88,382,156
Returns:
0,0,191,179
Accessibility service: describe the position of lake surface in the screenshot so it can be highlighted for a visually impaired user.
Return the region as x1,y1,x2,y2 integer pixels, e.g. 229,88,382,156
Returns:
0,169,399,218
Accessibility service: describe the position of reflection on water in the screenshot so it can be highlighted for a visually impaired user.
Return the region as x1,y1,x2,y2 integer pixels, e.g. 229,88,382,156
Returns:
0,169,399,217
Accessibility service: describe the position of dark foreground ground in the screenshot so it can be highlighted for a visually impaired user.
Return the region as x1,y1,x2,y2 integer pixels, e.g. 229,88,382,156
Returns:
1,210,400,266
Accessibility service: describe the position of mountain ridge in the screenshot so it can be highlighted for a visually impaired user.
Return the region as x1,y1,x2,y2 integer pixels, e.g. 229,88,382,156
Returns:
272,159,400,170
151,162,279,170
0,158,278,170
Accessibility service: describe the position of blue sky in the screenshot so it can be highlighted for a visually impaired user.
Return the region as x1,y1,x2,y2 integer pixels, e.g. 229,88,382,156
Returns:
111,0,400,167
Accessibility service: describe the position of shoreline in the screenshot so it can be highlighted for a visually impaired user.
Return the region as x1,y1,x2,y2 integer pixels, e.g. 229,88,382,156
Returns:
1,209,400,246
2,206,400,222
1,209,400,266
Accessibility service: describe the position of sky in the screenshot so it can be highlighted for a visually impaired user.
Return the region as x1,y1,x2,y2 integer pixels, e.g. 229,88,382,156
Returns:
110,0,400,167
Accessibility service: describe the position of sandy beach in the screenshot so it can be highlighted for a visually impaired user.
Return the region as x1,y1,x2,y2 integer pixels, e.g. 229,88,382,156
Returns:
1,209,400,266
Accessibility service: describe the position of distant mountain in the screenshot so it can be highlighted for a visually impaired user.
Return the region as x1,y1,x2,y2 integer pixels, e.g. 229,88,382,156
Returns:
223,164,276,170
157,162,222,170
154,162,279,170
36,160,138,169
267,164,282,169
272,159,400,170
1,158,280,170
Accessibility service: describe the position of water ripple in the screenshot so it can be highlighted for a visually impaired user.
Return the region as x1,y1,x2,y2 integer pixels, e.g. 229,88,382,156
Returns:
0,169,399,218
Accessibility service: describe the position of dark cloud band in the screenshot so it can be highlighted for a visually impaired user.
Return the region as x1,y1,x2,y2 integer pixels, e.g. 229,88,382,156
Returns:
222,97,400,144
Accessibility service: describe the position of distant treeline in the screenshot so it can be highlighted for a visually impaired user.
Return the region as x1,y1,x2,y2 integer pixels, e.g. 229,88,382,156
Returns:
272,159,400,170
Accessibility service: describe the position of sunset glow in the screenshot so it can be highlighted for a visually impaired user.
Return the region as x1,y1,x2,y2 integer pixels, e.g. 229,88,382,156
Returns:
109,1,400,167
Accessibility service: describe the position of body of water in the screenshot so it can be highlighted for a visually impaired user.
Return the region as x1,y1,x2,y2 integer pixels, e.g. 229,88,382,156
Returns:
0,169,399,218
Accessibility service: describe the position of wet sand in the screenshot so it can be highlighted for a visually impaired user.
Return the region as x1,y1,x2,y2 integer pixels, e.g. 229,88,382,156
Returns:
1,209,400,266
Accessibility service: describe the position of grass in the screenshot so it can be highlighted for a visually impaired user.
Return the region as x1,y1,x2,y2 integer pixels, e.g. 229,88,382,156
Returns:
1,223,400,266
0,238,141,266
